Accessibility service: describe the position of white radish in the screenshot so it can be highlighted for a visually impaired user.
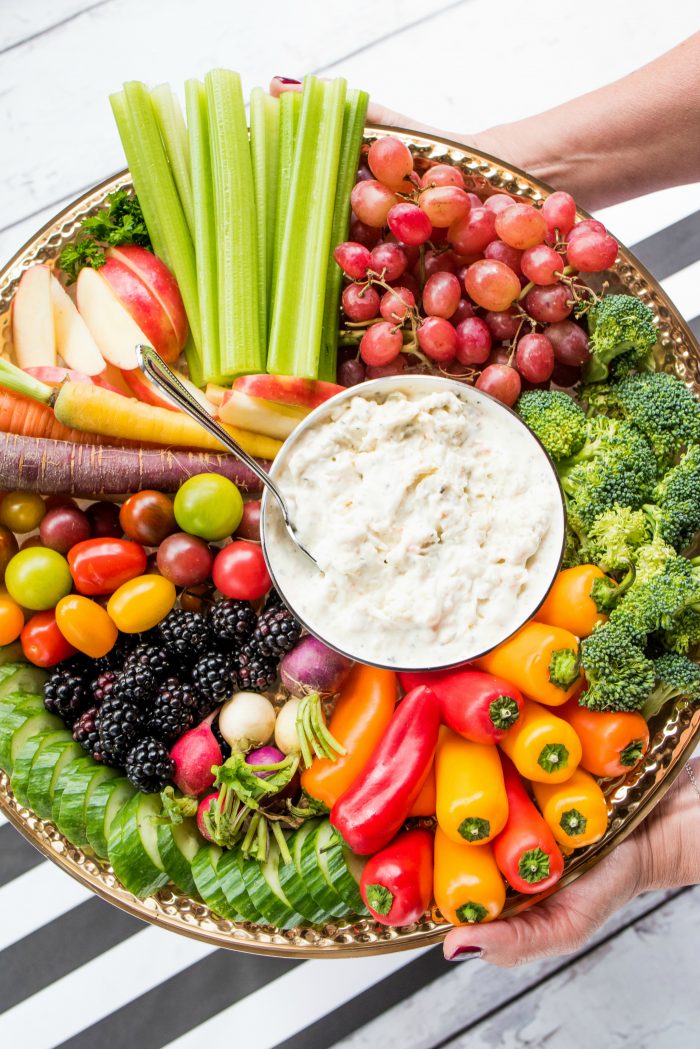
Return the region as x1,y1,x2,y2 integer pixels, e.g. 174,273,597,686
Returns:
219,692,275,749
274,698,302,756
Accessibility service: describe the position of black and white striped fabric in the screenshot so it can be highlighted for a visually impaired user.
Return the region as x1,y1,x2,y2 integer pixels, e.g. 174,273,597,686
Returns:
1,3,699,1045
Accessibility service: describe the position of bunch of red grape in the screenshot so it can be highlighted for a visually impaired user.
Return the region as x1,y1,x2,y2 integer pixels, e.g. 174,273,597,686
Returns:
334,136,619,406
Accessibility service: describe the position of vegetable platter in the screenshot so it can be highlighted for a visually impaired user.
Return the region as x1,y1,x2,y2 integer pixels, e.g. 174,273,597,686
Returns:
1,80,700,955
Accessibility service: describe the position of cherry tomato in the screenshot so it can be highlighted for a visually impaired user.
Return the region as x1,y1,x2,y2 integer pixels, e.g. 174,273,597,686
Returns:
174,474,244,541
86,501,122,539
235,500,262,542
212,541,271,601
0,490,46,534
4,548,73,610
156,532,213,587
0,525,19,582
39,506,91,553
68,538,147,595
107,574,176,633
21,610,77,667
0,594,25,645
119,490,177,546
55,594,118,658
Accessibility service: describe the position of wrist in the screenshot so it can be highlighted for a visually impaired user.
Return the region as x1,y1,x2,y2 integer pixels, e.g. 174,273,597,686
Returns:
634,760,700,894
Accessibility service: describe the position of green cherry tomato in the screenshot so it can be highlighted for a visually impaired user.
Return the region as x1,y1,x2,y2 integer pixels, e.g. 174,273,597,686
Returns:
4,548,73,610
0,490,46,534
174,473,244,541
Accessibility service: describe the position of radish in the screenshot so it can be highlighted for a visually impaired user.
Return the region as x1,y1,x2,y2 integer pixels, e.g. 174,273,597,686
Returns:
170,713,223,797
280,636,354,698
274,698,301,756
196,791,219,842
247,746,301,800
218,692,276,749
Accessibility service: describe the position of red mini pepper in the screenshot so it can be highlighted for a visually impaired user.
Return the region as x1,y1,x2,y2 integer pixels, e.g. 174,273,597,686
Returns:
360,828,434,926
330,685,440,855
492,755,564,894
399,669,523,744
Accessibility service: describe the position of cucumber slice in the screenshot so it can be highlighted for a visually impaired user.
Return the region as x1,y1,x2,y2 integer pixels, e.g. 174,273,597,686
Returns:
217,848,263,923
191,845,240,919
325,832,368,915
240,842,303,929
86,777,135,859
10,728,70,808
0,643,23,666
0,664,47,701
0,696,44,770
157,819,203,896
279,823,332,924
27,739,83,819
300,819,351,918
108,793,169,898
51,757,96,827
5,708,63,776
58,764,119,848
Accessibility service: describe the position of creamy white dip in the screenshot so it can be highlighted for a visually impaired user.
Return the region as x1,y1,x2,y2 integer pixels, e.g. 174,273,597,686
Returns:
264,378,564,670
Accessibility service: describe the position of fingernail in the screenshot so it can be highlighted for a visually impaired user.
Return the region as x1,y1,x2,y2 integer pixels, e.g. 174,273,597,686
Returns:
273,76,301,84
446,946,484,962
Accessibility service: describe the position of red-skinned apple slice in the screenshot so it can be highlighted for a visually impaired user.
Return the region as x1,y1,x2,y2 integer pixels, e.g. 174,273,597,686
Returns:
76,267,150,370
99,257,180,363
121,366,215,415
23,366,127,396
50,274,106,376
232,374,344,409
219,389,310,440
12,265,56,368
107,245,188,355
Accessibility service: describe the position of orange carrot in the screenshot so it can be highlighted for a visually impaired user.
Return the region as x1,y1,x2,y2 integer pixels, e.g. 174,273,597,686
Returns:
0,388,105,445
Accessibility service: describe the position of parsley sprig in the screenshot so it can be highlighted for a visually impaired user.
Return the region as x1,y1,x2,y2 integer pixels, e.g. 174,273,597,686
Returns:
57,189,152,282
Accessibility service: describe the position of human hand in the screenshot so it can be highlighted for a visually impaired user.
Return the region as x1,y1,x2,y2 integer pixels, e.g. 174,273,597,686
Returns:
443,759,700,966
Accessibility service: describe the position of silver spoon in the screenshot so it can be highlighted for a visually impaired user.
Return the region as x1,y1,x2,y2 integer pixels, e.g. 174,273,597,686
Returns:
135,345,319,568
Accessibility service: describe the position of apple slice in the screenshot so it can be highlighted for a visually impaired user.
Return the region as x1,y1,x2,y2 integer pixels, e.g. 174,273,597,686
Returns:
205,383,227,407
76,267,150,370
99,256,181,363
12,265,56,369
232,373,344,409
107,245,188,355
219,389,310,440
50,274,106,376
23,366,127,397
121,366,215,415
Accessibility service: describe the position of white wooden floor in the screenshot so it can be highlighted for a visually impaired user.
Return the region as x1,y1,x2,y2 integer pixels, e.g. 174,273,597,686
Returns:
1,2,699,1047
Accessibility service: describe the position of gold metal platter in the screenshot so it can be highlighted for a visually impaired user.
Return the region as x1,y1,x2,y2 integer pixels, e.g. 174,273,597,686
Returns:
1,127,699,957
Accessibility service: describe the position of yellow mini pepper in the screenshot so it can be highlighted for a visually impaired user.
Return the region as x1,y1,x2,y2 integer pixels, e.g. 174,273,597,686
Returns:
532,768,609,848
433,827,505,926
476,621,583,706
535,565,612,638
436,730,508,845
499,698,582,784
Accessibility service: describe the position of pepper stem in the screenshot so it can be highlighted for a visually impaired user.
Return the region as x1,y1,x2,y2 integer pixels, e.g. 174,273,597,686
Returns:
489,695,520,731
365,883,394,916
620,739,646,767
560,807,587,836
518,847,551,884
455,900,488,924
538,742,570,773
548,646,581,690
458,816,491,842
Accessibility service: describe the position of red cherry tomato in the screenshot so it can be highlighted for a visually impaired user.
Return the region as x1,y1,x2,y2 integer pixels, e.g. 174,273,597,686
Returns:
21,610,77,667
212,541,271,600
68,538,147,595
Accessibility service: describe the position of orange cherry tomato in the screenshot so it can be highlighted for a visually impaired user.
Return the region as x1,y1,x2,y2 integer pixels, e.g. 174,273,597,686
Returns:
55,595,118,658
0,593,25,645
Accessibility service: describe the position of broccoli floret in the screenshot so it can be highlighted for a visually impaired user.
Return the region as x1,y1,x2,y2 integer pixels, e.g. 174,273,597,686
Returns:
642,652,700,720
582,506,649,574
583,294,658,384
644,446,700,551
516,390,588,461
611,554,700,642
662,607,700,654
590,564,636,614
562,522,583,569
612,372,700,472
580,621,656,712
633,538,677,585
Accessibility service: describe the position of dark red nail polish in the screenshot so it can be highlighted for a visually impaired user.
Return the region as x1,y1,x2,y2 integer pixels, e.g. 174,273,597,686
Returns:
274,76,301,84
446,945,483,962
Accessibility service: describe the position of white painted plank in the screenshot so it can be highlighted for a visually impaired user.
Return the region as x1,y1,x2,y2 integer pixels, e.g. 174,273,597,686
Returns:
661,261,700,323
596,183,700,249
334,890,678,1049
0,0,106,52
0,860,90,951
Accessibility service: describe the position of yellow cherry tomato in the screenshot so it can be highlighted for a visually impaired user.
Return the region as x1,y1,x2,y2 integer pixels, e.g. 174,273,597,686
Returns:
433,827,505,926
107,574,176,633
0,593,25,645
436,729,508,845
532,769,609,849
55,595,118,659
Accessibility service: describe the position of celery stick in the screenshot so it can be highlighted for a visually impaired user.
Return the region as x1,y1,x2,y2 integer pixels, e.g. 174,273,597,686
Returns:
268,76,347,378
111,84,202,365
151,83,195,237
270,91,301,308
205,69,264,376
185,79,220,384
318,88,369,382
250,88,280,339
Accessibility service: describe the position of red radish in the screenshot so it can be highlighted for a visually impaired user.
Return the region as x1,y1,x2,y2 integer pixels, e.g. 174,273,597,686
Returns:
246,746,301,800
170,712,223,796
197,792,219,842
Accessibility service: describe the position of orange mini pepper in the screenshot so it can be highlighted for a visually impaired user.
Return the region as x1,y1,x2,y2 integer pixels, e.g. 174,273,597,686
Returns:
301,664,396,809
499,698,582,784
535,565,613,638
436,729,508,845
532,768,609,848
433,827,505,925
476,621,583,706
559,698,649,778
409,759,436,817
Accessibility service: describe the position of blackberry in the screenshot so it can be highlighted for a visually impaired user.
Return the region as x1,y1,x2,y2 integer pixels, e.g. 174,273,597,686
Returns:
125,737,175,793
43,663,92,727
144,678,197,743
191,652,236,718
91,634,137,677
158,609,212,660
96,697,145,767
91,670,117,706
253,606,302,657
264,588,284,610
73,707,103,762
124,641,174,680
211,713,232,761
235,643,278,692
208,599,256,644
111,664,158,705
